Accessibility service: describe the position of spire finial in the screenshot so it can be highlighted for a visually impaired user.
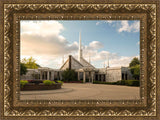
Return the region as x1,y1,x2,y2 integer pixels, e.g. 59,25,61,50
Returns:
107,55,109,68
79,31,81,49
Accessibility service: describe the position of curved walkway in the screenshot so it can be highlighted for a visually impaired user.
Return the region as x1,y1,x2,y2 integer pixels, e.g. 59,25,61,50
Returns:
21,88,73,95
20,83,140,100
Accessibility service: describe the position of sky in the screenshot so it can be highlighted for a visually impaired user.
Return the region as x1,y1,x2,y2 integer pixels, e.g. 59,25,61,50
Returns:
20,20,140,69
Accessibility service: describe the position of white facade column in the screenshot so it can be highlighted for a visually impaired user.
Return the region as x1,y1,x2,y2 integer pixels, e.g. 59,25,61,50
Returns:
78,72,80,80
60,72,62,80
91,72,94,83
52,71,54,80
50,71,54,80
83,72,86,83
47,71,50,80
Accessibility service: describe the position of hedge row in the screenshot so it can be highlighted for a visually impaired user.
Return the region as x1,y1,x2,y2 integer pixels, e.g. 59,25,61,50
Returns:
93,80,140,86
93,81,117,85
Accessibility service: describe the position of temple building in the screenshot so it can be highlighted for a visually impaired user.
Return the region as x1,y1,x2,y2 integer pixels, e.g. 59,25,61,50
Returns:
21,32,133,83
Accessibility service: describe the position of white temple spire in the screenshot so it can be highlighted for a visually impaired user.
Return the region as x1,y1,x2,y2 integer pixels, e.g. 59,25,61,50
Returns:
78,31,82,61
107,55,109,68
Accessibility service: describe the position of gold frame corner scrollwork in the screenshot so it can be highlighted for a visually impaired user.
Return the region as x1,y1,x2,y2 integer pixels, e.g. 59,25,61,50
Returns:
0,1,159,119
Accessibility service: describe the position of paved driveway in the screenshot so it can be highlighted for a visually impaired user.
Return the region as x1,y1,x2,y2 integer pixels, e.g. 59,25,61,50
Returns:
20,83,140,100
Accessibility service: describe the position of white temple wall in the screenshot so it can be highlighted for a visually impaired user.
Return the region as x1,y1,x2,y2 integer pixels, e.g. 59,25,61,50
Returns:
106,68,121,82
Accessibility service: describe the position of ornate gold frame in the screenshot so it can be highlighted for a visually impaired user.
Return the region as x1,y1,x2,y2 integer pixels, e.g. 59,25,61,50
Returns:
0,0,160,119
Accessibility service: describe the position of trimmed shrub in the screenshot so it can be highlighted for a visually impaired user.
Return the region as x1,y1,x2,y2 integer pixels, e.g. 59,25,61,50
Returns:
115,81,120,85
93,81,117,85
121,80,126,85
125,80,140,86
43,80,55,85
52,81,56,84
93,80,139,86
57,80,63,85
20,80,28,88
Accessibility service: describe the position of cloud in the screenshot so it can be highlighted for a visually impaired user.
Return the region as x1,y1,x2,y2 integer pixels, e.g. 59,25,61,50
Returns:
104,20,115,24
96,20,140,33
88,41,103,49
109,56,139,67
96,22,100,25
118,20,140,33
82,45,137,68
96,20,115,25
21,20,78,57
21,20,64,36
21,20,79,68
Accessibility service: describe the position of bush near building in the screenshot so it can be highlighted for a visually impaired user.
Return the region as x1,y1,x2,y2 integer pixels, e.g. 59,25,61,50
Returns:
62,69,78,82
20,80,29,88
118,80,139,86
57,80,64,85
93,80,139,86
93,81,117,85
43,80,55,85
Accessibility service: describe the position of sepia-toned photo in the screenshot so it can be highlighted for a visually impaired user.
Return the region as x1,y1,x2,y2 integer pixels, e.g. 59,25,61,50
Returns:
20,20,140,100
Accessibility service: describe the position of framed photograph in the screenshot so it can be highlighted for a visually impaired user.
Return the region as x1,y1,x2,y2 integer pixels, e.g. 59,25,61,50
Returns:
0,0,160,120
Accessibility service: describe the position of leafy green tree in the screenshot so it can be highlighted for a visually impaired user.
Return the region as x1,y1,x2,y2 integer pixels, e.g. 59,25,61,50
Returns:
20,63,27,75
130,64,140,80
62,69,77,82
129,57,140,80
129,57,140,67
22,57,40,69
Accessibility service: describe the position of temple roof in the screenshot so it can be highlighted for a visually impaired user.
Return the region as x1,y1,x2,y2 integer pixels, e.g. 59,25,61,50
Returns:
60,55,95,71
79,57,95,69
